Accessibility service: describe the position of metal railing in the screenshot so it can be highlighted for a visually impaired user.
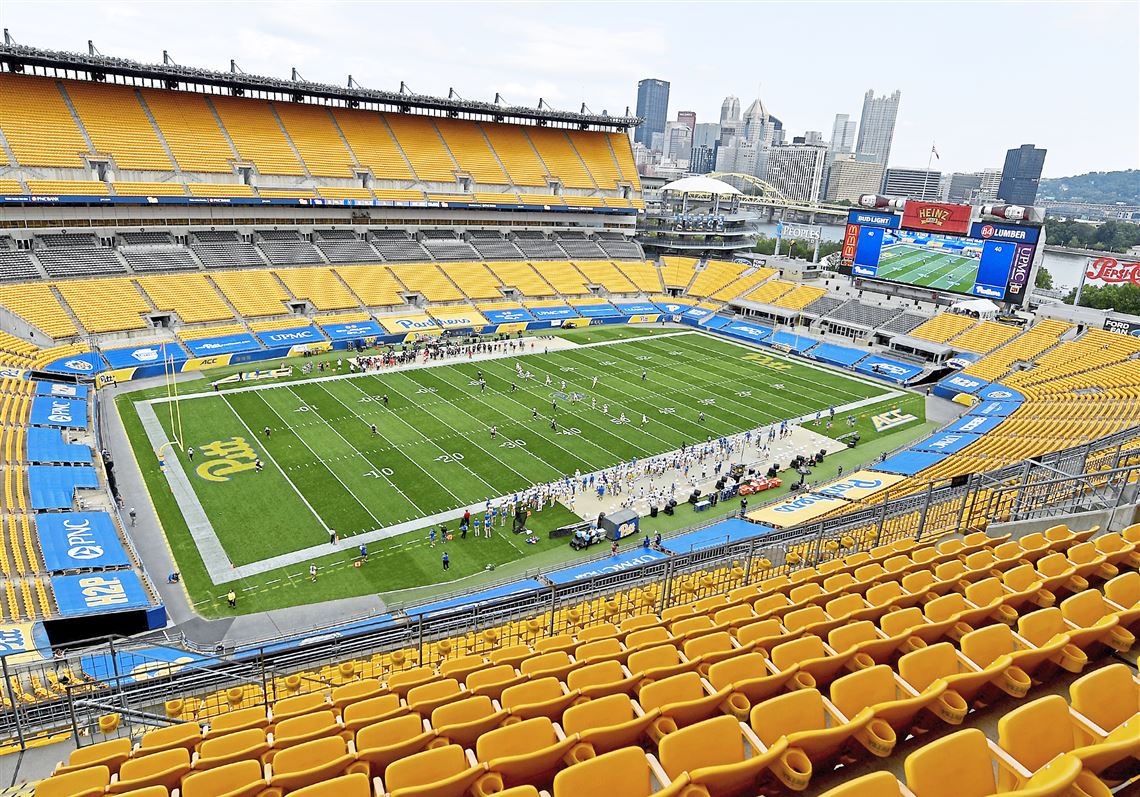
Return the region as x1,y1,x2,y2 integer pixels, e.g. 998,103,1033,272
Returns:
3,427,1137,751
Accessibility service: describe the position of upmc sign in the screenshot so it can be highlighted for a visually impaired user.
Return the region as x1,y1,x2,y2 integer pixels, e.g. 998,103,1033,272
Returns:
901,201,972,235
1086,257,1140,287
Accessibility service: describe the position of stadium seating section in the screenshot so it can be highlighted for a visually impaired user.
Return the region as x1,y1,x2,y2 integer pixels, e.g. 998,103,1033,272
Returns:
24,522,1140,796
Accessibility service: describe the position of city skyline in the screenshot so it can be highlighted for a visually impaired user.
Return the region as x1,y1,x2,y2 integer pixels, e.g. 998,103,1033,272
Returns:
1,0,1135,177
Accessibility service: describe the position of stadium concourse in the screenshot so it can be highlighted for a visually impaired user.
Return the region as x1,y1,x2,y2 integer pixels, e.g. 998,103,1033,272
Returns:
0,41,1139,797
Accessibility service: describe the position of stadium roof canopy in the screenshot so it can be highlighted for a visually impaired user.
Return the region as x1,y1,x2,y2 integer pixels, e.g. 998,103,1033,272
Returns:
661,176,743,196
0,42,640,131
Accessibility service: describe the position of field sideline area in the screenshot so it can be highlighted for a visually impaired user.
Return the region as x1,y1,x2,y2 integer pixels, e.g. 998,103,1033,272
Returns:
117,327,924,615
875,241,981,292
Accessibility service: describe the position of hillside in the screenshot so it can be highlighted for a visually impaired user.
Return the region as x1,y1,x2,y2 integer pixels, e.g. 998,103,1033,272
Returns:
1039,169,1140,205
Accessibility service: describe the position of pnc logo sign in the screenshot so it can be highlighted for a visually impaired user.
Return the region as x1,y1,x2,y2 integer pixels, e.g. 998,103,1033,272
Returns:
62,517,104,560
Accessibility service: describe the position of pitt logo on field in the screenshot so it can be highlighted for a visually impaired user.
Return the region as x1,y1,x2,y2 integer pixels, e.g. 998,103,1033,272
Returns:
916,206,951,227
196,437,259,482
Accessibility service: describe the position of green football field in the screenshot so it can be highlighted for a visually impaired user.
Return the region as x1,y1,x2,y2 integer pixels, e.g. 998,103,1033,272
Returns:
875,242,981,293
147,331,893,569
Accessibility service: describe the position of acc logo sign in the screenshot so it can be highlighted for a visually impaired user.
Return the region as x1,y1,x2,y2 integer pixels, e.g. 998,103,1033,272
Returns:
872,409,917,433
195,437,259,482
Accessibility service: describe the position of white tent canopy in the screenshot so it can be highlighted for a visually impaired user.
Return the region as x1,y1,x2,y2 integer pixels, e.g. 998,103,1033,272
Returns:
660,176,742,196
951,298,1000,318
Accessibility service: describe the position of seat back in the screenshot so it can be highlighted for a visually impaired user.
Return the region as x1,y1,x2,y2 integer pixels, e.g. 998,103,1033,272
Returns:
330,678,383,710
384,744,468,792
34,765,110,797
271,735,349,776
560,693,634,735
273,710,338,746
1105,571,1139,607
475,716,558,763
1003,564,1039,592
627,643,680,674
770,634,825,671
289,772,372,797
138,721,200,753
749,688,826,744
997,695,1074,773
828,621,877,653
825,593,866,618
574,638,622,662
924,592,967,623
552,746,663,797
735,618,783,646
500,676,564,711
965,578,1003,606
180,759,264,797
625,626,671,649
1070,663,1134,733
783,604,829,632
1018,607,1065,647
355,712,425,749
819,771,905,796
898,642,958,691
637,671,703,713
1060,589,1108,628
196,728,269,768
432,694,496,728
829,665,895,717
706,652,769,691
683,631,733,660
903,728,996,797
115,747,190,790
880,607,923,637
566,660,625,692
342,693,403,730
657,715,744,779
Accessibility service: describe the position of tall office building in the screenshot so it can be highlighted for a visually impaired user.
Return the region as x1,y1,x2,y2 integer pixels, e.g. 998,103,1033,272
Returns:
997,144,1047,205
676,110,696,134
765,141,828,202
715,96,778,179
829,113,857,156
719,95,741,145
634,78,670,148
802,130,825,146
689,145,716,174
663,121,693,164
825,154,886,203
855,89,901,168
978,168,1003,202
692,123,720,149
883,167,942,201
947,172,984,204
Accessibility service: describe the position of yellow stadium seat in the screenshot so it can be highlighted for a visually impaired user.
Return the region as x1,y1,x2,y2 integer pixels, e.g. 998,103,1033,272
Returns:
353,712,435,778
656,714,787,797
263,735,357,794
381,743,486,797
560,693,657,758
289,772,372,797
474,716,579,793
1068,663,1139,747
194,727,271,770
136,722,201,756
54,737,132,777
33,765,109,797
342,693,406,736
430,694,509,749
552,746,686,797
107,748,190,794
180,759,267,797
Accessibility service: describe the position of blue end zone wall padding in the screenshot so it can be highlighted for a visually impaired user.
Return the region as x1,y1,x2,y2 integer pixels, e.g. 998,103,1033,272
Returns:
321,320,386,340
28,466,99,510
527,305,578,321
977,384,1025,404
810,343,867,367
573,303,621,318
934,373,990,398
665,518,774,554
854,355,924,383
967,399,1021,419
871,450,949,476
720,321,773,343
256,326,325,347
944,414,1006,435
613,301,659,315
102,342,188,370
36,512,129,571
52,571,150,617
41,351,104,376
910,431,983,455
33,381,88,399
29,396,88,429
482,308,535,324
184,333,262,357
547,549,668,584
701,315,733,330
767,331,818,352
26,427,93,464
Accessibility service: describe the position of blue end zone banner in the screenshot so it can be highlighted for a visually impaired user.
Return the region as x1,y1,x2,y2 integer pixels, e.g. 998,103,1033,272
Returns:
527,305,578,321
547,548,668,584
847,210,901,229
30,396,87,428
614,301,659,315
36,512,129,571
51,572,151,616
28,465,99,510
976,384,1025,404
721,321,772,342
572,303,620,318
937,373,989,396
102,342,189,370
682,306,714,321
41,351,104,376
322,320,385,340
654,300,695,315
855,355,924,383
701,315,733,330
33,381,88,399
256,326,324,347
26,427,92,464
911,431,982,455
967,399,1021,419
871,450,949,476
482,308,535,324
810,343,867,367
185,333,262,357
767,331,818,352
944,413,1006,435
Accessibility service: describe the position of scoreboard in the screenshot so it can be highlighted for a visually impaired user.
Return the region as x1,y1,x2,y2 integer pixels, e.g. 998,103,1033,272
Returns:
840,203,1041,305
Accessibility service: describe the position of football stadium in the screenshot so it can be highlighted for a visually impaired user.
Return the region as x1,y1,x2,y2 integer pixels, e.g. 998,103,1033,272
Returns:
0,28,1139,797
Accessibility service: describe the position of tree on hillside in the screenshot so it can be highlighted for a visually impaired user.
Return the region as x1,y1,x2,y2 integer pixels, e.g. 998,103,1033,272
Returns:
1035,268,1054,289
1064,283,1140,316
1044,220,1140,253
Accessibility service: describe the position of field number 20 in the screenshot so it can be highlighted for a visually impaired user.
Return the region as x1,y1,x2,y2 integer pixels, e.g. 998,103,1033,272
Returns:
435,452,465,463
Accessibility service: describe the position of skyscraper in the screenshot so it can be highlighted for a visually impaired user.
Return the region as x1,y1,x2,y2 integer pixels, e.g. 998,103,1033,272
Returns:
829,113,857,156
855,89,901,168
692,123,720,150
765,141,828,202
634,78,670,148
677,111,696,134
997,144,1047,205
883,167,942,201
825,154,886,203
719,95,741,145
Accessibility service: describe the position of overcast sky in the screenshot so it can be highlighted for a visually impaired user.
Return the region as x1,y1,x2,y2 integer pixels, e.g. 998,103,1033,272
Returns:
3,0,1136,177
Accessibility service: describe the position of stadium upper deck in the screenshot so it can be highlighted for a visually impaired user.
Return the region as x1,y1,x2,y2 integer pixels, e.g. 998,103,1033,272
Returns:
0,44,642,210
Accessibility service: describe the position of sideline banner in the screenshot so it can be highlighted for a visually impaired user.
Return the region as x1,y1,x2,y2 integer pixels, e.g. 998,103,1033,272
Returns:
36,512,130,571
30,396,87,429
51,571,151,616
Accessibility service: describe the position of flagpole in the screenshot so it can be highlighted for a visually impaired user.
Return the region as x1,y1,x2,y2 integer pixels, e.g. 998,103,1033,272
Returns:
921,142,935,201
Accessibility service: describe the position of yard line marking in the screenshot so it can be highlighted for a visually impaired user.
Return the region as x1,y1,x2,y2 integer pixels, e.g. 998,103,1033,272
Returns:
218,391,331,533
311,380,464,510
251,387,387,531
